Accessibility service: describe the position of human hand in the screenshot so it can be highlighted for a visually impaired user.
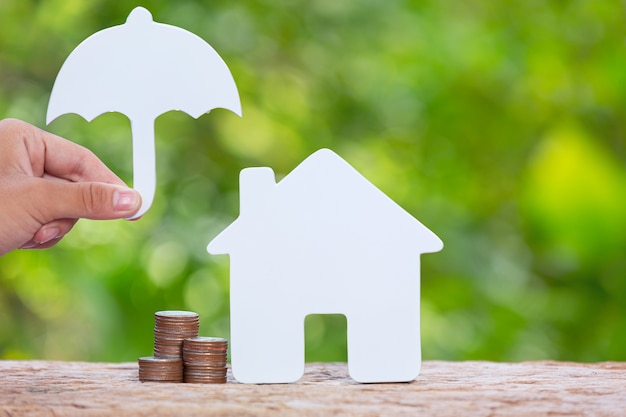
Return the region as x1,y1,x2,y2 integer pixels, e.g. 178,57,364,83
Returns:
0,118,141,256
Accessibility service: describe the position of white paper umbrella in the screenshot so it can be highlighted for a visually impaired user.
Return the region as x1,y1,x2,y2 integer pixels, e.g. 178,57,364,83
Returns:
47,7,242,218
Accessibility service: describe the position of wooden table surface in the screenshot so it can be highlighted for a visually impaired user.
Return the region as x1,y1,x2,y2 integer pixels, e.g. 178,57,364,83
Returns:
0,360,624,416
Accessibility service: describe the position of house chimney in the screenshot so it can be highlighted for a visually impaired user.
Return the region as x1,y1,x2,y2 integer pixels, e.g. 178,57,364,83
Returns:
239,167,276,217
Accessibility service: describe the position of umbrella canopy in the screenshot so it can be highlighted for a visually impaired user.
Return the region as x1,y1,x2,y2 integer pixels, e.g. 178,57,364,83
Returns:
47,7,241,218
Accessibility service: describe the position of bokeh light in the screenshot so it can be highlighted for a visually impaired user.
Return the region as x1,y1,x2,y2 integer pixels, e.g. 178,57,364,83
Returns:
0,0,624,363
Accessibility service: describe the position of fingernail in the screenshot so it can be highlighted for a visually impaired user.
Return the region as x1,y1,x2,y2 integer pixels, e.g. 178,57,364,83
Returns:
113,189,138,211
20,240,38,249
36,227,60,245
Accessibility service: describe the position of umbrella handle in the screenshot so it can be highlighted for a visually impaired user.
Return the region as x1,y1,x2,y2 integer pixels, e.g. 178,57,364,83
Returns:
128,118,156,219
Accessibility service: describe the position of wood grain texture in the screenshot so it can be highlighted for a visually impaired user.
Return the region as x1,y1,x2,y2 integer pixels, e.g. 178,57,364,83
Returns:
0,360,624,416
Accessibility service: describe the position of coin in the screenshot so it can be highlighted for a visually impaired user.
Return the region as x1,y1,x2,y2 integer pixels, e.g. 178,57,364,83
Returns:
183,337,228,384
153,311,199,359
138,356,183,383
137,310,229,384
155,310,199,318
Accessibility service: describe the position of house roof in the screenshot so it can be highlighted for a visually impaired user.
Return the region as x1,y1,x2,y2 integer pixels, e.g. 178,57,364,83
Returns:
208,148,443,255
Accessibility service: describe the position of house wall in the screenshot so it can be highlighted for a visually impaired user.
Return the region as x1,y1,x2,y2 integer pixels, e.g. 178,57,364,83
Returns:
228,248,423,382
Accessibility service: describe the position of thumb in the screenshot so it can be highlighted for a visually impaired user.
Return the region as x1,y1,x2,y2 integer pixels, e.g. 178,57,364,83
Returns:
35,180,142,221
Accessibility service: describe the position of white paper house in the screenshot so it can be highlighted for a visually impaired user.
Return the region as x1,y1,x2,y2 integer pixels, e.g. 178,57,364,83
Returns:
208,148,443,383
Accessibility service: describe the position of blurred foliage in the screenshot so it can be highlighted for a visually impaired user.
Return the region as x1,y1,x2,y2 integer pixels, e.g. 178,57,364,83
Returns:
0,0,625,364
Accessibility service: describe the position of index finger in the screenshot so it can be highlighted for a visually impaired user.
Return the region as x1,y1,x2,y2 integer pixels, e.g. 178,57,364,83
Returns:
38,126,126,186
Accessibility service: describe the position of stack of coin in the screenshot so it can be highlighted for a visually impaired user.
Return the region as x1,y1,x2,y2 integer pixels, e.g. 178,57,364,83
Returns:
138,357,183,383
183,337,228,383
153,310,200,359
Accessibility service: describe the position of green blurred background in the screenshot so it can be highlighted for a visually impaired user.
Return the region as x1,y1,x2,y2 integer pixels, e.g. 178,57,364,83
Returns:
1,0,625,363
